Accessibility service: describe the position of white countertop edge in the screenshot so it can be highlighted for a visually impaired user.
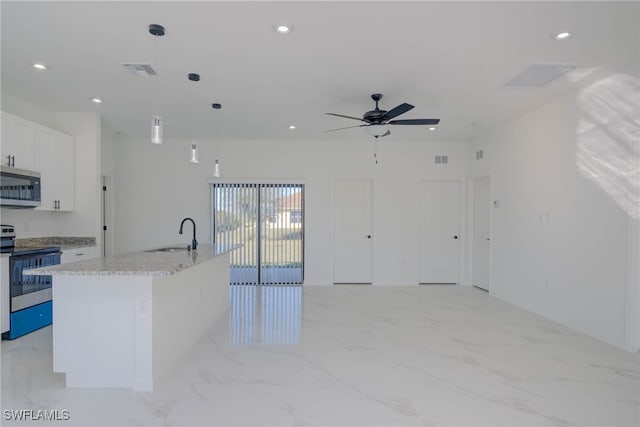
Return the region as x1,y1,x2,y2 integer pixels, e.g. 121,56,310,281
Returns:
24,243,240,277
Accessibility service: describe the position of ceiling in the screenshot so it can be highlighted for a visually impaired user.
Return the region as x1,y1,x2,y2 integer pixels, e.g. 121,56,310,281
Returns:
2,1,638,143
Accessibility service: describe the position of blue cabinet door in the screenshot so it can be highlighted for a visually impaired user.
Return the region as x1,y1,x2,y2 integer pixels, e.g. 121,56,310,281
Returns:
9,301,52,339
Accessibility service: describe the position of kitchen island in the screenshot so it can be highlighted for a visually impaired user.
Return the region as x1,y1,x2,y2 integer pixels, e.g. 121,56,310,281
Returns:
25,243,238,391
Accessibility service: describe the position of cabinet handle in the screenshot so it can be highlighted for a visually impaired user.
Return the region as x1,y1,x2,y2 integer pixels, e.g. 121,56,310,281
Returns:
12,156,15,167
6,155,10,166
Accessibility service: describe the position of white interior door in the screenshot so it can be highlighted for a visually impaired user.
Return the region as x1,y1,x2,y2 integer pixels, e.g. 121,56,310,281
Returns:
333,179,373,284
419,180,461,284
472,177,491,291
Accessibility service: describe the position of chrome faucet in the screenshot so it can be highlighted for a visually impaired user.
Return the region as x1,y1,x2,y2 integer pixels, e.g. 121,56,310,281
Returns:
179,217,197,250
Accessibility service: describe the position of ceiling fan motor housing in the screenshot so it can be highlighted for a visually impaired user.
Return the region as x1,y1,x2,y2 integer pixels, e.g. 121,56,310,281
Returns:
363,109,387,123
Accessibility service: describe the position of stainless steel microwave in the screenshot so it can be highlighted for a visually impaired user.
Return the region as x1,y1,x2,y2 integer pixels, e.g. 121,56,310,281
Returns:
0,165,41,208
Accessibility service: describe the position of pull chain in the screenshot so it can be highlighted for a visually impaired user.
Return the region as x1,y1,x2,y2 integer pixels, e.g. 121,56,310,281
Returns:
374,139,379,165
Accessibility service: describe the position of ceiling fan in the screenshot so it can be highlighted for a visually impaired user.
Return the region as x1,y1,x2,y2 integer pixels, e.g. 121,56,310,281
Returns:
325,93,440,138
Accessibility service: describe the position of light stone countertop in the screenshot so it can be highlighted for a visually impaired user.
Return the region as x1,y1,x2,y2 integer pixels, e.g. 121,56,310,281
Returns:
24,243,240,277
15,236,96,250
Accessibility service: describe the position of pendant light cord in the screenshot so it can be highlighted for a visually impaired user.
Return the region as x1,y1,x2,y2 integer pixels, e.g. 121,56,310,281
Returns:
155,36,160,117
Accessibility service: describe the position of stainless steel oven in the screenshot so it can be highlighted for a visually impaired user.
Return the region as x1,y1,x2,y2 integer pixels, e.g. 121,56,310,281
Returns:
1,225,61,340
10,248,60,312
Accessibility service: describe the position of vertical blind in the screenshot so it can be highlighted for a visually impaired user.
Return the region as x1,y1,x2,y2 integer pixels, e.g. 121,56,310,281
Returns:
212,183,304,285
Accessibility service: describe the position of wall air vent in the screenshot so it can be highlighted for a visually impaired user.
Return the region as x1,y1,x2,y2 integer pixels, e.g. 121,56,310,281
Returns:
504,63,576,88
122,63,157,77
435,155,448,164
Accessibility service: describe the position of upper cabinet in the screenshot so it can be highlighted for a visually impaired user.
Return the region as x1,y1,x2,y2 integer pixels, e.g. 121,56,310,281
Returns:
1,111,75,212
1,112,36,170
34,126,75,212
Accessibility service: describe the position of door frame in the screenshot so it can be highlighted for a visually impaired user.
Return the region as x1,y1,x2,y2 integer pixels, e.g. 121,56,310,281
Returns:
469,176,491,291
101,175,115,258
209,179,306,285
417,178,464,285
332,178,374,285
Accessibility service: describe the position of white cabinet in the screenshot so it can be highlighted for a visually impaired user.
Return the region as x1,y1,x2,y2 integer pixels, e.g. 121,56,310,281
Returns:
1,256,9,334
1,111,75,212
1,112,36,170
61,246,98,264
34,126,75,212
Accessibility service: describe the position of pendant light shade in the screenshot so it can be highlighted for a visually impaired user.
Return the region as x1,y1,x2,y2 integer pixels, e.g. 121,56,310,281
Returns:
190,144,199,163
151,116,163,144
213,159,221,178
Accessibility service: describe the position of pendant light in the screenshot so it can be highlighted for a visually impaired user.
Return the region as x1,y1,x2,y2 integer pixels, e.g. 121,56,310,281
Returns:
187,73,202,162
211,102,222,178
151,116,163,144
149,24,165,144
190,144,199,163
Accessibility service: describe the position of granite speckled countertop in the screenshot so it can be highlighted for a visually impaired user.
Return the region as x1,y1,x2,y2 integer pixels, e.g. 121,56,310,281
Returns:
15,236,96,250
24,243,240,277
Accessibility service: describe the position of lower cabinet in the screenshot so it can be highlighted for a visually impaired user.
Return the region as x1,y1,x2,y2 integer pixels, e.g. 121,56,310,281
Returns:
8,301,52,340
61,246,98,264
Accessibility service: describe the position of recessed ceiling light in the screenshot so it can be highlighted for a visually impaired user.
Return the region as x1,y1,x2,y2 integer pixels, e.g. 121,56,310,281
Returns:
554,31,571,40
32,63,47,70
273,24,293,34
288,125,296,130
91,98,102,104
428,126,437,131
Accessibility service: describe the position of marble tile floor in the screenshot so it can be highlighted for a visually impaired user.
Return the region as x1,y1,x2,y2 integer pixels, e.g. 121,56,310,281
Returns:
1,285,639,427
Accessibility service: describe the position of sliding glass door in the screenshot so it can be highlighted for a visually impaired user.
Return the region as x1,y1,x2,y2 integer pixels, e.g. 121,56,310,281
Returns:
211,183,304,285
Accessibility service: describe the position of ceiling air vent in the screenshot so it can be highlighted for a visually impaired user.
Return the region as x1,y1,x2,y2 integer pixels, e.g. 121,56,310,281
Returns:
122,63,157,77
435,155,448,165
504,63,575,88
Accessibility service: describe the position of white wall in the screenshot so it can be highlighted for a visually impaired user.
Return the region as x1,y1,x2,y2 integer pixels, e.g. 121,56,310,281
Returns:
113,136,469,286
1,92,102,244
468,69,639,351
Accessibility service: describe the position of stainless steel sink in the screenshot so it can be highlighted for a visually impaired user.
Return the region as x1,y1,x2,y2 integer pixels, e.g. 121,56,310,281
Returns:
145,245,191,253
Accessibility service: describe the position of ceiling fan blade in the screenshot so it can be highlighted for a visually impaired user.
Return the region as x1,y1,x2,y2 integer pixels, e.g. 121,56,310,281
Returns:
388,118,440,125
324,124,366,133
325,112,365,122
381,103,414,121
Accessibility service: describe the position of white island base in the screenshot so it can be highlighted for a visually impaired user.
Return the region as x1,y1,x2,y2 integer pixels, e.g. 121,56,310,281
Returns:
28,245,234,391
